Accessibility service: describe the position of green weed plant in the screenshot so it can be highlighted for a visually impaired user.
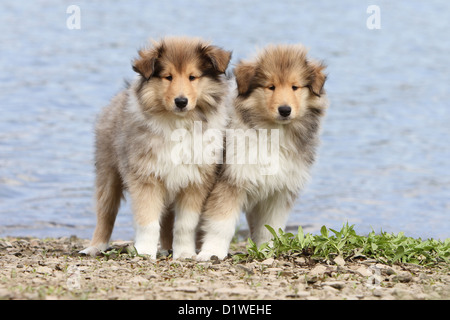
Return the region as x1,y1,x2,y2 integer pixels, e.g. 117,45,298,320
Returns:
239,223,449,266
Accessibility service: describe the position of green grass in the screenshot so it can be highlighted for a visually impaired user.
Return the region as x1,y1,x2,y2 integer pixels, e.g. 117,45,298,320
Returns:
235,223,450,267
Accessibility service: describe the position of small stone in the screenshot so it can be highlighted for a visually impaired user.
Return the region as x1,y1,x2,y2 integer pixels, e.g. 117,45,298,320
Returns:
0,241,13,249
309,264,327,276
210,255,219,261
305,275,318,284
418,273,430,281
321,281,345,290
176,286,198,293
235,264,254,275
36,266,53,275
373,288,385,297
160,286,176,292
30,239,40,247
0,288,10,299
355,266,373,277
267,267,283,274
215,287,254,295
393,272,412,283
261,258,275,266
129,276,149,285
360,259,378,265
382,268,396,276
393,288,413,299
286,291,310,298
323,285,339,294
211,256,221,265
280,270,294,277
333,256,346,267
32,278,46,285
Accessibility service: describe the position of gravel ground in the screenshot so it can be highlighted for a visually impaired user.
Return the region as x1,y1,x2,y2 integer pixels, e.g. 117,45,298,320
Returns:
0,236,449,300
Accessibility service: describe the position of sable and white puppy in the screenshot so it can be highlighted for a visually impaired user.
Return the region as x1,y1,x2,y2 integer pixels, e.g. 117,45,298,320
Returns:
197,44,328,260
80,37,232,259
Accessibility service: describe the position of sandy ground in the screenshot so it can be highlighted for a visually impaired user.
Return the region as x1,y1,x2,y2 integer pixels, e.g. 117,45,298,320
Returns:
0,236,449,300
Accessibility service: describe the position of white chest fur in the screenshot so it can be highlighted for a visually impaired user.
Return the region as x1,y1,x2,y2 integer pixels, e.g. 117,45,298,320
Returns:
224,126,311,199
122,92,225,193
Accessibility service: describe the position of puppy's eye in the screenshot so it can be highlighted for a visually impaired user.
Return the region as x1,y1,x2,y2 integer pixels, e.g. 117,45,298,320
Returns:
165,75,173,81
268,85,275,91
292,86,299,91
189,75,196,81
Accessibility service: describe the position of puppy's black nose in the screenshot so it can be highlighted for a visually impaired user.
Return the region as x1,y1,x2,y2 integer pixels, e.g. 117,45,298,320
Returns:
175,97,188,109
278,105,291,117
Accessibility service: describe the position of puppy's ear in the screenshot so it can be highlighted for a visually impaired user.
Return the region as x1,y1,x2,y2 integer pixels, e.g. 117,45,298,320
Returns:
234,62,256,95
308,61,327,97
132,47,159,80
202,45,232,74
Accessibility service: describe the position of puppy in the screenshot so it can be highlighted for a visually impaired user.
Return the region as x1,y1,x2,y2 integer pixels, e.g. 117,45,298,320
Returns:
81,37,232,259
197,44,328,260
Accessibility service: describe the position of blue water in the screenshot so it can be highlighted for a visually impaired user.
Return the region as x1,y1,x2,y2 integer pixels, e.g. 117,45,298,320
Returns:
1,0,449,240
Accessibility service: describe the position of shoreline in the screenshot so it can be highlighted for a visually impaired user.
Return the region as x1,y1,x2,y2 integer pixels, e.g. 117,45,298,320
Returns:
1,236,449,300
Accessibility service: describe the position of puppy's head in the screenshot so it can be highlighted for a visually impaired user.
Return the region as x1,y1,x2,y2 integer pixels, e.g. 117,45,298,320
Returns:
133,37,231,116
234,44,327,124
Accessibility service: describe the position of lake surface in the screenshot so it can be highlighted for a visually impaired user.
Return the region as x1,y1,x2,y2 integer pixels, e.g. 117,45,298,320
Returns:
1,0,449,241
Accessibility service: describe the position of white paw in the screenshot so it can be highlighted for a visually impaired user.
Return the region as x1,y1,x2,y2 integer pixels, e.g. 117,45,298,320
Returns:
172,243,196,260
134,243,157,259
173,250,196,260
79,244,107,256
196,250,227,261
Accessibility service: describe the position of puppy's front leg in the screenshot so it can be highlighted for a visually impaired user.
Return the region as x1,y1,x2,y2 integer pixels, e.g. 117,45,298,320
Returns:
129,179,165,259
172,183,210,260
197,181,246,261
246,190,295,246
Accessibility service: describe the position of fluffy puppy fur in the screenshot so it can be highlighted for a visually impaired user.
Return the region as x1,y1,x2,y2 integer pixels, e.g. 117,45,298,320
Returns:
197,44,328,260
80,37,232,259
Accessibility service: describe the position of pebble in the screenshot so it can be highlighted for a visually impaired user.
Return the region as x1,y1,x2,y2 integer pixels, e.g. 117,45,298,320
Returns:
393,288,414,299
322,285,340,294
286,291,310,298
355,266,373,277
267,267,283,274
0,288,10,299
305,265,327,283
0,241,13,249
382,268,397,276
261,258,275,266
35,266,53,275
30,239,40,247
235,264,254,275
393,272,413,283
215,287,254,295
129,276,149,284
333,256,346,267
176,286,198,293
372,288,385,297
321,281,345,290
309,264,327,276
